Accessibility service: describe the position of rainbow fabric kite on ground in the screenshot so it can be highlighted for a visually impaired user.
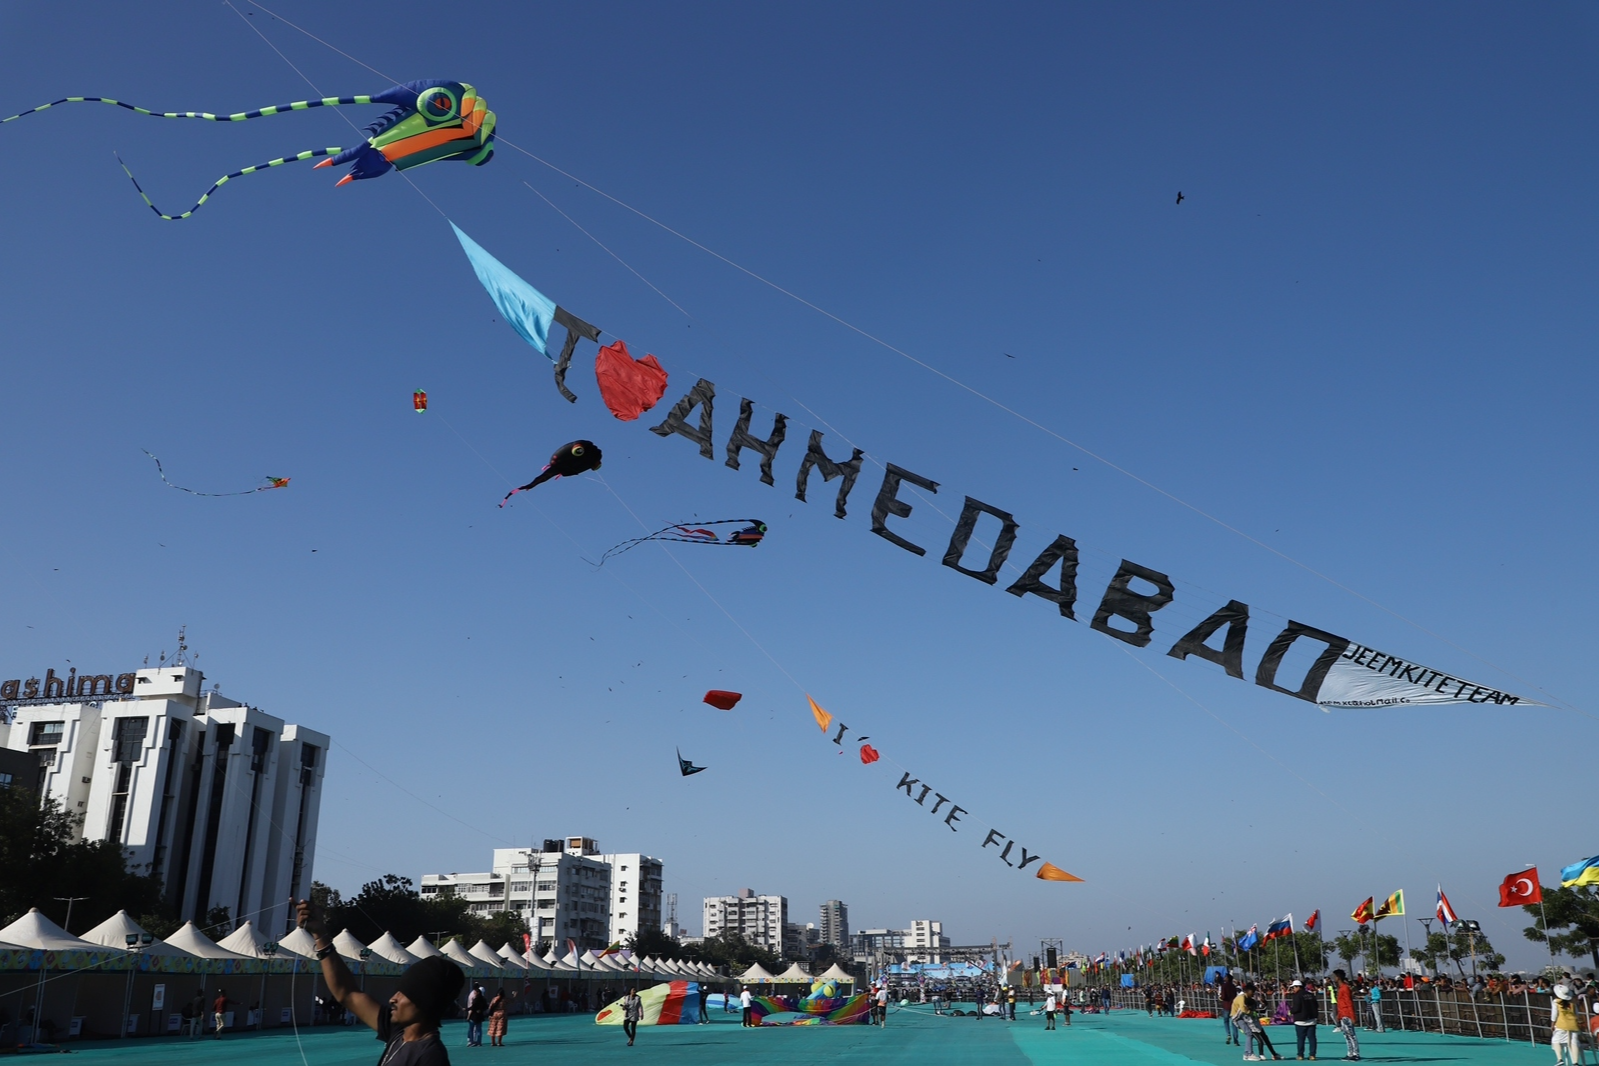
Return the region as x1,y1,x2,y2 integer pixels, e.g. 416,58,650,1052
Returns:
595,981,699,1026
749,993,871,1026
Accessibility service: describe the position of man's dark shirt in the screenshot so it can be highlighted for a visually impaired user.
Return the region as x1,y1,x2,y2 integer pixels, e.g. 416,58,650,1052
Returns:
376,1004,450,1066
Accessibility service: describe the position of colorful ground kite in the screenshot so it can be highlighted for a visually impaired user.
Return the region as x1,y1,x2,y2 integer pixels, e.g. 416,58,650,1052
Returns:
500,441,601,506
2,82,494,219
703,690,742,710
413,390,428,413
596,520,767,565
596,982,700,1026
144,450,288,496
747,992,872,1026
595,340,669,421
676,749,707,776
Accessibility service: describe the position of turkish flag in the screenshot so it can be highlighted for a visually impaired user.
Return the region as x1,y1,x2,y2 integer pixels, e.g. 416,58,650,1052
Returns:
1499,868,1543,907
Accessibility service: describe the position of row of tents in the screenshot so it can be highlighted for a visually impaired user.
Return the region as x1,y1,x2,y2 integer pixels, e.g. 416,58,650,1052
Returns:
0,906,853,1042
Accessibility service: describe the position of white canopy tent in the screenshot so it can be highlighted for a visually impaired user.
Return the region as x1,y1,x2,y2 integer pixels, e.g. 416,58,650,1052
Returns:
818,963,856,983
366,932,420,966
0,908,103,951
332,929,372,963
469,941,510,970
407,935,444,959
165,922,254,961
440,939,486,972
278,926,320,959
218,920,311,961
79,911,193,957
775,962,813,983
737,962,776,983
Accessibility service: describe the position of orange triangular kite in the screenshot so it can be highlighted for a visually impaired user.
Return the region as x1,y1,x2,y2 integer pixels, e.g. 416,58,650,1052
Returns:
808,695,833,733
1036,862,1084,883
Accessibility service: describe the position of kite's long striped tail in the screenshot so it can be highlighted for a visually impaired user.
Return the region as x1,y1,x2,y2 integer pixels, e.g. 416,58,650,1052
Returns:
116,147,343,220
1,95,372,125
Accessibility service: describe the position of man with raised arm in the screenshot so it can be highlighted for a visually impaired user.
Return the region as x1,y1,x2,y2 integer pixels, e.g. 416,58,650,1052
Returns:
296,898,464,1066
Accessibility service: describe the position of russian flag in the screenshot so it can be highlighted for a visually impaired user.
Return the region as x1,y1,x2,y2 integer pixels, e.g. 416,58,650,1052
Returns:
1264,915,1293,941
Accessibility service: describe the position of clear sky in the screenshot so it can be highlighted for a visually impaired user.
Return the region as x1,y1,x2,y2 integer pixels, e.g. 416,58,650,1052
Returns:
1,2,1595,970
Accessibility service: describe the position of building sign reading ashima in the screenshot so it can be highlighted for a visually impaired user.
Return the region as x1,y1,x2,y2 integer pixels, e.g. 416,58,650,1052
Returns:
0,668,137,702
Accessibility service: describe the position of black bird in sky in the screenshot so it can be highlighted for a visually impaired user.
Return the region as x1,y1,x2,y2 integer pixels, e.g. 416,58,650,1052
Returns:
1175,191,1185,204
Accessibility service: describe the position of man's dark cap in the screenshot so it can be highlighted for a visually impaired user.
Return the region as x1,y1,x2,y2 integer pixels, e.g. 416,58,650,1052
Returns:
398,956,466,1020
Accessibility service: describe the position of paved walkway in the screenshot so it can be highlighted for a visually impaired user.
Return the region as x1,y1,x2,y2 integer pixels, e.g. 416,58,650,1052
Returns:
49,1004,1560,1066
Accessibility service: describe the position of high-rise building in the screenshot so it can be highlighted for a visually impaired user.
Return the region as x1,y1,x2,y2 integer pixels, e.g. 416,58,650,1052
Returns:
850,919,950,963
421,836,663,951
703,889,787,956
819,900,849,947
0,663,328,935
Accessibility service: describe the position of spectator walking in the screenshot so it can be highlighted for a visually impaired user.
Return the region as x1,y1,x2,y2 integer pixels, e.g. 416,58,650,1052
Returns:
1007,988,1017,1021
697,983,709,1024
487,988,509,1047
1367,983,1383,1033
297,897,464,1066
1289,979,1318,1060
1044,992,1057,1030
622,987,642,1047
183,990,205,1037
1332,970,1360,1061
212,989,235,1039
465,984,488,1047
1221,974,1241,1046
1552,984,1581,1066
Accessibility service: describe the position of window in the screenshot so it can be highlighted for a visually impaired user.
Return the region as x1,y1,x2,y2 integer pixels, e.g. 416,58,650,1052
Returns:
28,721,64,746
0,772,11,788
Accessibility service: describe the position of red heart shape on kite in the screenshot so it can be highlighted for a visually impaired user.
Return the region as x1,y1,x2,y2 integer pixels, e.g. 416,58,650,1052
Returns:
595,339,669,422
859,744,880,764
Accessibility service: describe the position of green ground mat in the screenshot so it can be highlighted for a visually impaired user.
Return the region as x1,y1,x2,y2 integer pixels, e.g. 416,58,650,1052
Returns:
49,1004,1560,1066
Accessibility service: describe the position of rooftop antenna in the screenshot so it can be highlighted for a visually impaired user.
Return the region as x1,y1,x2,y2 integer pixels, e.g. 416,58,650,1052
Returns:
172,625,188,666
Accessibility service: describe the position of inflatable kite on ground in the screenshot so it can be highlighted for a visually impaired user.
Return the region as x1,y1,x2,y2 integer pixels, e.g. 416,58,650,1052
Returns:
413,390,428,413
596,982,700,1025
746,991,872,1026
594,340,669,421
2,82,494,219
676,749,707,776
500,441,601,506
144,450,288,496
596,520,767,565
702,690,742,710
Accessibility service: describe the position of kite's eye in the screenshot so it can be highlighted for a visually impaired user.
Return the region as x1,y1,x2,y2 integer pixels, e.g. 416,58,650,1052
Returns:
418,87,459,123
570,445,585,457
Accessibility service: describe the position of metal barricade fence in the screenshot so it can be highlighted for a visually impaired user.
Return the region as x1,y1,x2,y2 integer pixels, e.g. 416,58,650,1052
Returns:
1096,983,1596,1059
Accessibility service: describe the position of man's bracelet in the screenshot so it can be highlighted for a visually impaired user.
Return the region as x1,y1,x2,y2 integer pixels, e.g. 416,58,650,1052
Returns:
315,944,336,960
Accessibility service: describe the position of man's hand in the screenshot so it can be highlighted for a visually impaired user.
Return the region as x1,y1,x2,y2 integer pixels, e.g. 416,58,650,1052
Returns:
295,898,331,944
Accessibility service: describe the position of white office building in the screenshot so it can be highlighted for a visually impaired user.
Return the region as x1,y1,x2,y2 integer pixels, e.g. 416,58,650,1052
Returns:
421,836,663,951
819,900,849,948
851,919,950,963
0,663,328,936
703,889,788,956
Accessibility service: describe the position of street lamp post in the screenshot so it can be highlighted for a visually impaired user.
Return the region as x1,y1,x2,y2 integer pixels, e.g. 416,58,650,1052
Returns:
359,948,372,994
260,942,278,1030
121,933,152,1038
53,896,89,936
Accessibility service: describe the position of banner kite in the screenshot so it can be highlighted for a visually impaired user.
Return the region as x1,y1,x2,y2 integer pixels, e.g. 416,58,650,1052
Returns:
144,451,288,496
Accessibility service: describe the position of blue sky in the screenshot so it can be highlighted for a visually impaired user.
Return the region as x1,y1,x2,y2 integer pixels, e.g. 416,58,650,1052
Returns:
1,2,1595,969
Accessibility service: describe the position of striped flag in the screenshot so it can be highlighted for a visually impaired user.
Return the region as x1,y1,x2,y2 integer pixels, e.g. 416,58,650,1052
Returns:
1435,886,1458,928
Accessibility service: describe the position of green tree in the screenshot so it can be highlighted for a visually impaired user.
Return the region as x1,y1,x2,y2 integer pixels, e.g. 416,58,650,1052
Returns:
1329,929,1398,975
682,931,779,972
1523,885,1599,972
1412,928,1504,977
0,787,163,931
624,926,684,960
468,910,530,951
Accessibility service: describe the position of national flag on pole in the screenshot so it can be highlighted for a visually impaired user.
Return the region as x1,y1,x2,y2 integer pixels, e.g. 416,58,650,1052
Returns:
1202,934,1212,957
1304,910,1320,932
1183,934,1198,956
1435,886,1458,928
1237,925,1261,951
1561,857,1599,889
1499,868,1543,906
566,938,580,964
1264,915,1293,941
1374,890,1405,920
1351,897,1375,925
597,940,623,958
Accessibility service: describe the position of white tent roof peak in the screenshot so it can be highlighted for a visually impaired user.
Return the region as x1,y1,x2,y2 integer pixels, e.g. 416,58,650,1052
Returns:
165,921,253,961
469,940,510,969
332,929,370,961
366,932,419,966
775,962,813,982
0,908,104,951
737,962,776,982
79,910,190,956
218,920,310,960
407,935,443,958
278,926,319,959
818,963,856,982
